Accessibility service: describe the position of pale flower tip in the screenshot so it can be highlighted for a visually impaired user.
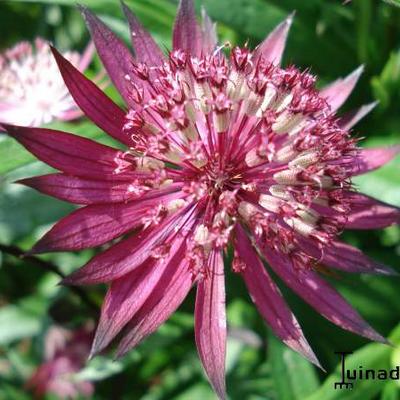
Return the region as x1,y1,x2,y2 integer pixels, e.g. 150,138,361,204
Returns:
87,348,97,361
351,64,365,79
365,328,389,345
88,335,106,360
287,10,296,24
307,351,325,372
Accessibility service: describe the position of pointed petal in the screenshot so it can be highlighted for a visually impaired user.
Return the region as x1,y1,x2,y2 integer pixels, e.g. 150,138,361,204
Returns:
116,254,193,358
338,102,377,130
121,1,165,66
62,204,198,284
254,13,294,66
51,47,131,146
79,5,136,105
323,240,397,276
173,0,202,57
296,235,396,275
18,174,134,204
91,260,156,356
195,251,226,400
347,146,400,176
1,124,126,180
90,237,186,356
345,191,400,229
201,8,217,53
235,226,320,367
259,244,387,343
18,174,182,205
320,66,364,111
31,201,152,253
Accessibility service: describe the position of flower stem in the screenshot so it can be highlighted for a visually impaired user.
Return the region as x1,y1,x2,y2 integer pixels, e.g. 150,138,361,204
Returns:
0,243,99,313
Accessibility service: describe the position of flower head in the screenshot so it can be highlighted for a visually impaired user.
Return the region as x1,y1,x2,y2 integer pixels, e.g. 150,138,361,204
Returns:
0,37,95,126
26,326,93,399
2,1,400,398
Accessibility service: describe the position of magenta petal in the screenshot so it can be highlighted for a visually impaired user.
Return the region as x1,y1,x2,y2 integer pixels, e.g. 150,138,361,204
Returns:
2,124,126,180
338,102,378,130
322,241,397,275
121,1,165,66
173,0,202,57
51,47,131,146
18,174,135,204
254,13,294,65
320,65,364,111
31,201,153,253
297,236,396,275
116,254,193,358
79,5,136,105
235,226,320,367
345,191,400,229
18,174,182,205
91,260,157,356
201,8,217,53
347,146,400,176
195,251,226,400
90,237,186,356
259,245,387,343
62,205,197,285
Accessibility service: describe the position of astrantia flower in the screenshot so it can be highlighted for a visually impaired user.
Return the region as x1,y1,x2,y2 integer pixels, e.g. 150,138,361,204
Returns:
2,1,400,398
27,326,93,399
0,37,95,126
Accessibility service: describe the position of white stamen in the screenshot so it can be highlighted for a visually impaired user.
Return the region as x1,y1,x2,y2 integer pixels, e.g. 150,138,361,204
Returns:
258,194,282,213
284,217,315,236
272,92,293,113
272,112,305,134
269,185,291,200
273,169,300,185
238,201,259,220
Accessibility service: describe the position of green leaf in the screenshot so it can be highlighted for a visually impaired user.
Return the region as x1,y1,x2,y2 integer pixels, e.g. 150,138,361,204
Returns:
305,324,400,400
353,139,400,207
268,333,320,400
0,295,47,345
380,382,400,400
371,51,400,111
74,356,125,381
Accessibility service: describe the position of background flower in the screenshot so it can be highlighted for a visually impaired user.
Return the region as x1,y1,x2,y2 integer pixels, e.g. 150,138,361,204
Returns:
0,38,95,126
26,325,94,399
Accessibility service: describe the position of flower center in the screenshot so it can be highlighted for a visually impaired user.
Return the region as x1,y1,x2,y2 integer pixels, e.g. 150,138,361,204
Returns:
116,46,357,272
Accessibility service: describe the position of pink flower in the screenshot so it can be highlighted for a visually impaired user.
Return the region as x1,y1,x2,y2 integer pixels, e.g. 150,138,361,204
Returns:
0,37,95,126
2,1,400,398
26,326,94,399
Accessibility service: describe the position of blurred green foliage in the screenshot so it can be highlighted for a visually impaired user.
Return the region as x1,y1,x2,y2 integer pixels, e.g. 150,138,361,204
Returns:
1,0,400,399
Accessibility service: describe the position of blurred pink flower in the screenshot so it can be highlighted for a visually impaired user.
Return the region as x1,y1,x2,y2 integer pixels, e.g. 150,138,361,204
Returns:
27,326,93,399
0,38,94,126
2,1,400,398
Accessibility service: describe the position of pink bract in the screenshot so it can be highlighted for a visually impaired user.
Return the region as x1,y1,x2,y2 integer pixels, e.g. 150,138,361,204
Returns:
2,1,399,398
